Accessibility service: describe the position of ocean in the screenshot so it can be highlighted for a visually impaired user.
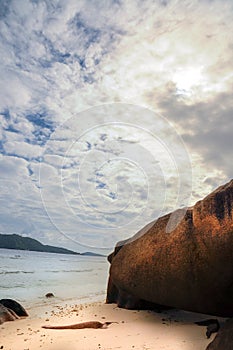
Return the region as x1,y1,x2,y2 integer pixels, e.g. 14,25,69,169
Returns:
0,248,109,310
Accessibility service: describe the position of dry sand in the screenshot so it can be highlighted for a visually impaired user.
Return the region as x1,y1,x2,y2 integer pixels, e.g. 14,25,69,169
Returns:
0,300,221,350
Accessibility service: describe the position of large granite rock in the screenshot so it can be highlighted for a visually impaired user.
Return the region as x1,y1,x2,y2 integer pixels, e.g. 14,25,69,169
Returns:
106,179,233,317
206,318,233,350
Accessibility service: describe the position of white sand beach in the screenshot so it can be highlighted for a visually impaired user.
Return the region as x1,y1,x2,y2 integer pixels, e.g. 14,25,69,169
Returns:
0,300,219,350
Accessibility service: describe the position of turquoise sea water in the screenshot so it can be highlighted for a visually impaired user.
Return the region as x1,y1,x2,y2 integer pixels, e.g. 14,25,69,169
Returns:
0,248,109,309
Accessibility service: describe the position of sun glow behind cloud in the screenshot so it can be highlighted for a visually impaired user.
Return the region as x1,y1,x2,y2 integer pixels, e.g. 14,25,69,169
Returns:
173,66,205,95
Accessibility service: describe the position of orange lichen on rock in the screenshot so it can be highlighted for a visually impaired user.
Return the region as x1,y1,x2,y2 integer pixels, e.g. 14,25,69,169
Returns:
107,179,233,317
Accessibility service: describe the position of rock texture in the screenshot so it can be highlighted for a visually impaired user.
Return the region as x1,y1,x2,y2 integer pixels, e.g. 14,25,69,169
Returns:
106,179,233,317
0,299,28,325
0,304,19,324
206,318,233,350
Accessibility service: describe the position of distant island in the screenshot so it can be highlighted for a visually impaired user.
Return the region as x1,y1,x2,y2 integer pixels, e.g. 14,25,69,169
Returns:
0,233,105,257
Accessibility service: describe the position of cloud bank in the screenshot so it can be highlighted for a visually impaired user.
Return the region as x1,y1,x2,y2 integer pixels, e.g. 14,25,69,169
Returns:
0,0,232,252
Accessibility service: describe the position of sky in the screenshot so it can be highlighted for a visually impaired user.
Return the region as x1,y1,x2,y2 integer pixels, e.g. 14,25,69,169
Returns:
0,0,232,253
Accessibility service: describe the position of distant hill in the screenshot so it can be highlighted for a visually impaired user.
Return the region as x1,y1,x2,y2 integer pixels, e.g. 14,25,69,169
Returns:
0,234,105,257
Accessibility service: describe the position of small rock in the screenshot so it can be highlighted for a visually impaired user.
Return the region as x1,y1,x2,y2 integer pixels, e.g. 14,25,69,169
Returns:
45,293,54,298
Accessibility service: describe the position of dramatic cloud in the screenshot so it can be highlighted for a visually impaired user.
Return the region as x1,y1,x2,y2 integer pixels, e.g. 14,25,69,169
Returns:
0,0,232,252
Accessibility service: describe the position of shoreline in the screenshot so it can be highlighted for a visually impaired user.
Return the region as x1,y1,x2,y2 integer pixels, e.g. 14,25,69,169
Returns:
24,292,107,317
0,299,221,350
0,248,109,314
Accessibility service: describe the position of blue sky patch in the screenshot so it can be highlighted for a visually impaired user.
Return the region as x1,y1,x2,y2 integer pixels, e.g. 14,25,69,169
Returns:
26,112,54,131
